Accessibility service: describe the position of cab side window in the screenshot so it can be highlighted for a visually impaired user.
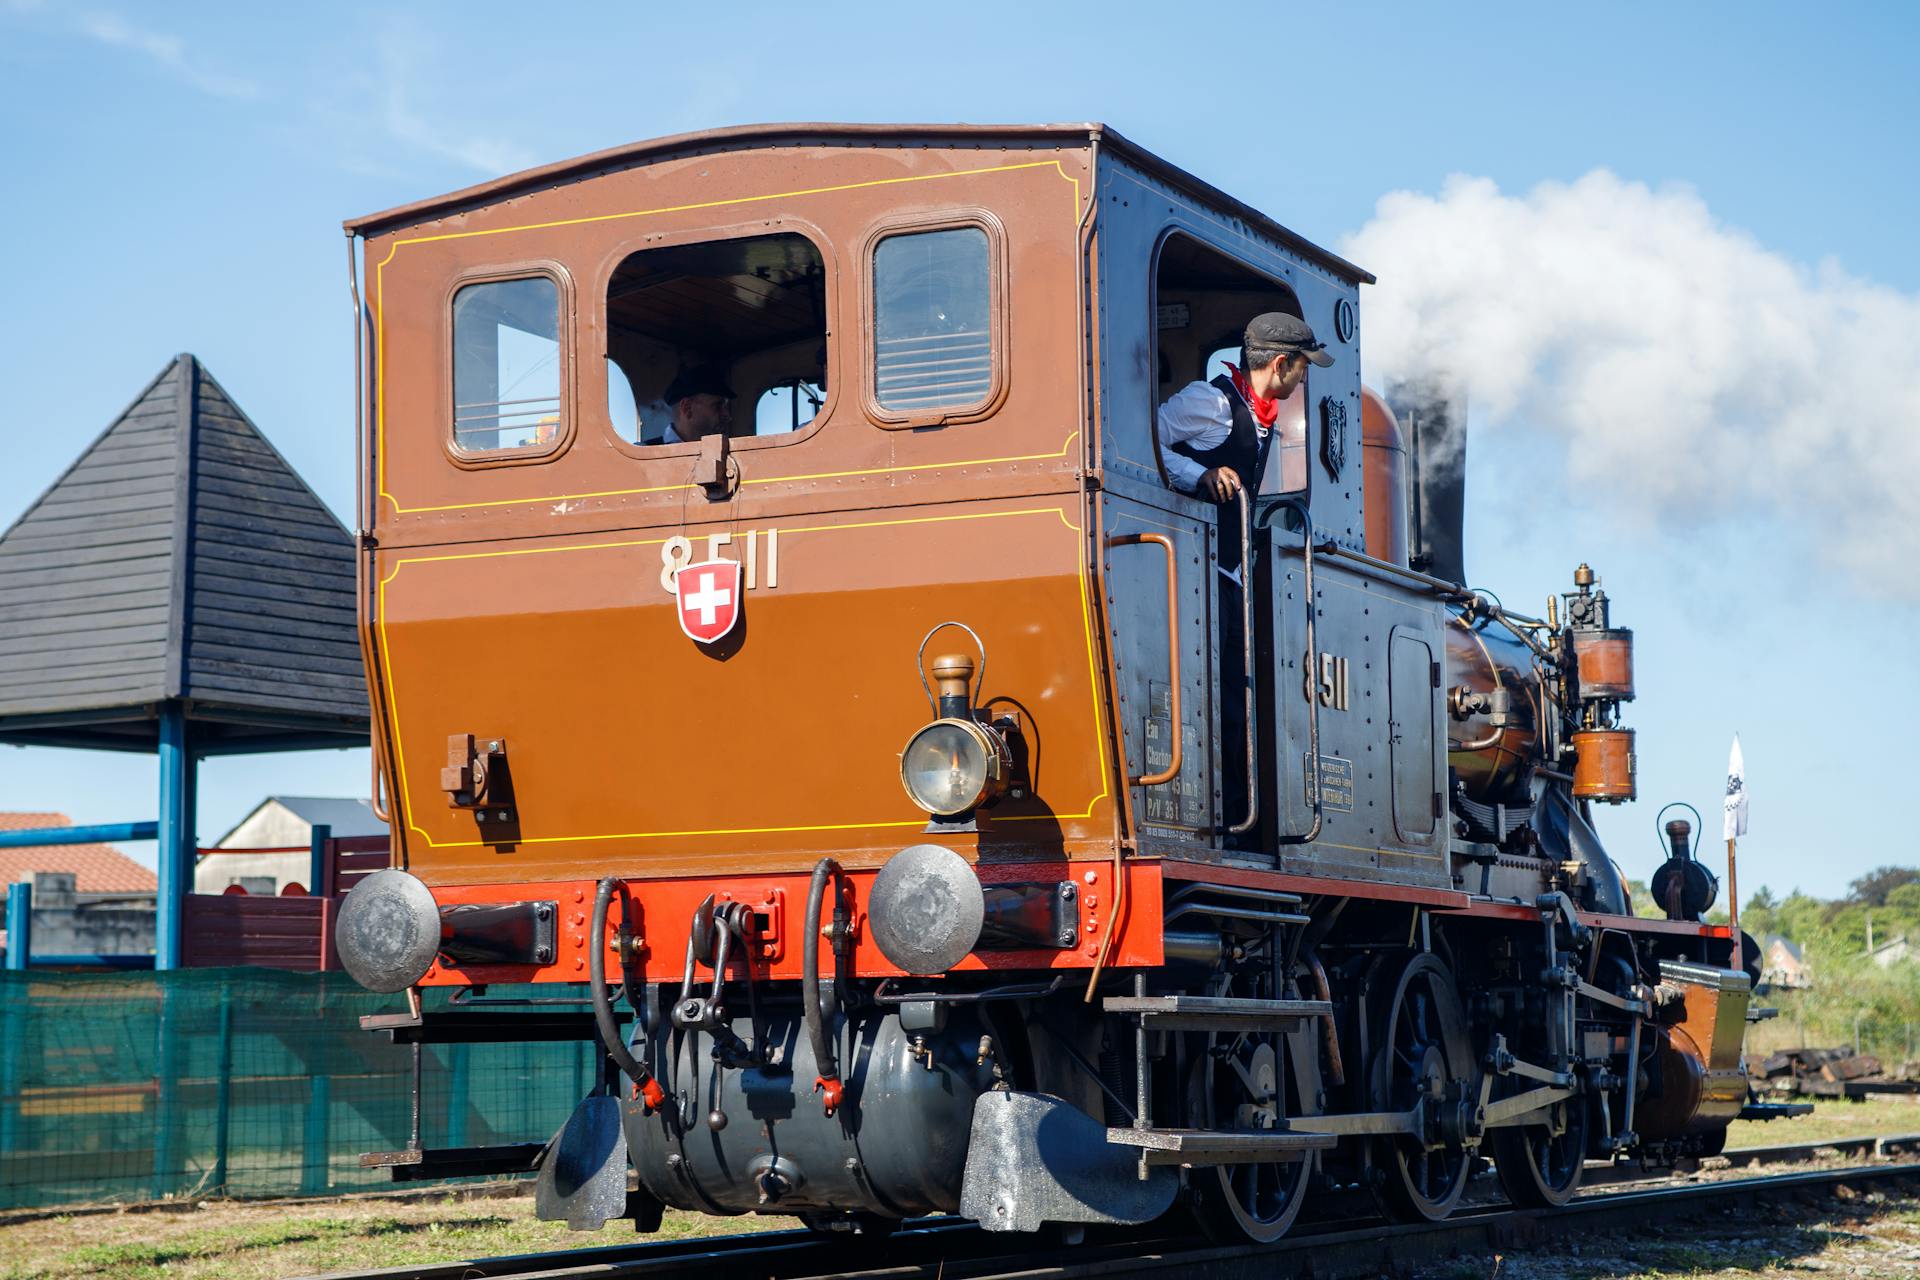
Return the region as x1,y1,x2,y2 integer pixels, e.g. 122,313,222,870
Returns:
1154,235,1306,494
756,378,826,435
872,226,992,414
451,276,564,455
604,233,828,447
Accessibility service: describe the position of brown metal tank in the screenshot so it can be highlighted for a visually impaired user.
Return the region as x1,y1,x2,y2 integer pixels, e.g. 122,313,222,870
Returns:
1359,386,1409,566
1571,728,1636,802
1571,628,1635,701
1445,618,1539,803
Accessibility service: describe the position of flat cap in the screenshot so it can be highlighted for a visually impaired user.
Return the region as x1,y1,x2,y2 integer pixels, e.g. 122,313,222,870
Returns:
1245,312,1334,367
664,364,736,403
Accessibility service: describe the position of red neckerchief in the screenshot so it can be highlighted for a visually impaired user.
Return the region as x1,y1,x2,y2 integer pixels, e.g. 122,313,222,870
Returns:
1221,362,1280,428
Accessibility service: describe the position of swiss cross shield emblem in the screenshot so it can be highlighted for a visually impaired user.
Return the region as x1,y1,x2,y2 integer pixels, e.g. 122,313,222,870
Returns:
675,559,742,643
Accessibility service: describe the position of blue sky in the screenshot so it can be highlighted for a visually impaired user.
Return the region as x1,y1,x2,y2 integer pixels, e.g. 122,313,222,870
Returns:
1,1,1915,901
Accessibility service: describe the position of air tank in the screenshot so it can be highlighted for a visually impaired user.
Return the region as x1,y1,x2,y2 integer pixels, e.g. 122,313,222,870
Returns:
1445,617,1540,803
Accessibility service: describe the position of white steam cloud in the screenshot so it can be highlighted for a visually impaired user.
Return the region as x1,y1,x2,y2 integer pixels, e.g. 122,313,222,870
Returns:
1340,172,1920,592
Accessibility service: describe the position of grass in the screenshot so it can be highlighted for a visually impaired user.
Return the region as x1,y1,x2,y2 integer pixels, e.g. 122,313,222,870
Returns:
0,1193,797,1280
1725,1093,1920,1149
6,1097,1920,1280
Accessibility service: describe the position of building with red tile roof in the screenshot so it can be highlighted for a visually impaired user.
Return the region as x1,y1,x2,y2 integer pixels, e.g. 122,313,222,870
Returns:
1,812,157,955
0,812,156,893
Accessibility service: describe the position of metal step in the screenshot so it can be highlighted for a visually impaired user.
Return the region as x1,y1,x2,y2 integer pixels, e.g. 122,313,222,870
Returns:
1105,1126,1339,1166
360,1010,623,1044
1102,994,1332,1032
361,1142,546,1181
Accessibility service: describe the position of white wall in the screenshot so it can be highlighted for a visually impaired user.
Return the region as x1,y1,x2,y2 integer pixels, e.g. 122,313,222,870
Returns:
192,802,312,894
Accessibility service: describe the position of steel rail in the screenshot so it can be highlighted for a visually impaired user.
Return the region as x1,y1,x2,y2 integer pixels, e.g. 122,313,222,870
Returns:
295,1151,1920,1280
1583,1131,1920,1185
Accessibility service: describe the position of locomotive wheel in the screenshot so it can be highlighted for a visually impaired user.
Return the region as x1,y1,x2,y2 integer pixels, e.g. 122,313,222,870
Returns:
1186,1035,1313,1242
1185,976,1314,1242
1489,1095,1588,1207
1366,952,1476,1222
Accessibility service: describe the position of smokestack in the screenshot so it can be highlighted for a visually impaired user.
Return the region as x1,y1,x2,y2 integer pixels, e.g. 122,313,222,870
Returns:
1387,374,1468,585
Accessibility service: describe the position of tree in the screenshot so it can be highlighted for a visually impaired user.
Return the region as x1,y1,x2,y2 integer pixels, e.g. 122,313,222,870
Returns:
1883,881,1920,921
1743,885,1780,937
1773,891,1825,943
1622,879,1666,921
1846,866,1920,908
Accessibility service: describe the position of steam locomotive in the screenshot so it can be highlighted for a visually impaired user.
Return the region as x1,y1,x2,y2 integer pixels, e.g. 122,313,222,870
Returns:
333,124,1781,1241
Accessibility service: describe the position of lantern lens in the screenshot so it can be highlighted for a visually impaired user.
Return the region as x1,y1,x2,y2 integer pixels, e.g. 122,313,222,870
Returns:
901,720,991,815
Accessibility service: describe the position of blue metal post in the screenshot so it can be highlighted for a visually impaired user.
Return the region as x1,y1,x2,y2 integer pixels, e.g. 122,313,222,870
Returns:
4,883,30,971
447,1043,470,1148
155,705,195,971
301,1074,332,1195
152,979,180,1200
210,980,233,1194
152,706,195,1197
308,824,330,898
0,920,24,1162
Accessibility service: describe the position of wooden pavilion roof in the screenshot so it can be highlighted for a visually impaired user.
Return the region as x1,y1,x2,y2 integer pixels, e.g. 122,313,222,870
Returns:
0,355,369,753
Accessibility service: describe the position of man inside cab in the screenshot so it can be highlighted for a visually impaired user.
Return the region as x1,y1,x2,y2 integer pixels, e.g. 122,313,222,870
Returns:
660,365,735,444
1157,312,1332,537
1156,312,1332,840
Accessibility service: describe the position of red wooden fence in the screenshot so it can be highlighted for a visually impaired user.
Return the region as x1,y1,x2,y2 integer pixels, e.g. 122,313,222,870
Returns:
181,835,391,971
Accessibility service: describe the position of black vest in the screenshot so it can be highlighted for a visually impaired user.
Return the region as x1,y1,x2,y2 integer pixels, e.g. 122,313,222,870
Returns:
1169,374,1272,574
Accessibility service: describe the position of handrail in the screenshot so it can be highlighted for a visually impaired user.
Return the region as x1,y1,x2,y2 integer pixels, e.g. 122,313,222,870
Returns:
1228,487,1259,836
1104,531,1181,786
369,732,393,826
195,846,310,856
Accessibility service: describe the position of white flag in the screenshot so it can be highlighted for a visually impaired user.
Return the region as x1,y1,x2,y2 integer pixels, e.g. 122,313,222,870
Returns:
1723,734,1748,841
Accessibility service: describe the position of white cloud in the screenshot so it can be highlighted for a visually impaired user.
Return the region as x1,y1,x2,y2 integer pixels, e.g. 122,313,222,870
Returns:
378,81,537,177
1341,172,1920,594
70,9,259,99
369,27,537,178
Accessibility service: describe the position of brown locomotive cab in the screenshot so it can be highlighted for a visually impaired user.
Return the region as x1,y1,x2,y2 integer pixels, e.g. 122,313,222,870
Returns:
357,131,1109,894
339,125,1767,1241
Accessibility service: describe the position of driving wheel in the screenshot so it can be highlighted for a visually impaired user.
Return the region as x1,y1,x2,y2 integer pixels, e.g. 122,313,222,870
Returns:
1490,1094,1588,1207
1186,975,1315,1243
1365,952,1476,1221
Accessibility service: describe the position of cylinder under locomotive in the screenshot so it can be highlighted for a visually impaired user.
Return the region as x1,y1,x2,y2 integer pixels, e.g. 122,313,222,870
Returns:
334,124,1782,1241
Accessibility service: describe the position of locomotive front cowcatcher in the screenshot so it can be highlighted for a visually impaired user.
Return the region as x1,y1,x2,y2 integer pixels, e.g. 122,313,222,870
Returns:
335,124,1783,1239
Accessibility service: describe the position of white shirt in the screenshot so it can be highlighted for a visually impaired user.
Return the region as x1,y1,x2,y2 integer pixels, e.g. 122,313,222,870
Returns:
1155,377,1268,494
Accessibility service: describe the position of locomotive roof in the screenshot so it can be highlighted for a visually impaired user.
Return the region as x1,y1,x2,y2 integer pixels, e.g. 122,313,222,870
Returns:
343,122,1374,286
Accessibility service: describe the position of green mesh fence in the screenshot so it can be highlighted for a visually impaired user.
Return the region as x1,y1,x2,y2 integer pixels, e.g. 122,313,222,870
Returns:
0,969,597,1210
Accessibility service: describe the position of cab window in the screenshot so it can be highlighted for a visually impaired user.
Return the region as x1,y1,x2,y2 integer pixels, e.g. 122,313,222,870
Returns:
756,378,826,435
872,226,992,415
1154,235,1306,494
605,233,828,446
451,275,564,455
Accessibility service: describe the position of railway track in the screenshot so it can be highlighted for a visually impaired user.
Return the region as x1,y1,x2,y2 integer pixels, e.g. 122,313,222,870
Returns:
1580,1131,1920,1185
301,1142,1920,1280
